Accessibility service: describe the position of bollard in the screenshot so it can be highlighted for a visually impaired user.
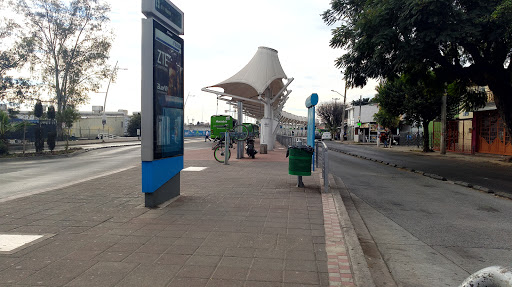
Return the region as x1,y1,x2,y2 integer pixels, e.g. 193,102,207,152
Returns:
224,132,230,165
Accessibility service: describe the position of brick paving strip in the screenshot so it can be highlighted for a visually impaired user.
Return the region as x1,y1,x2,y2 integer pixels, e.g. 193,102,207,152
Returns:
322,193,355,287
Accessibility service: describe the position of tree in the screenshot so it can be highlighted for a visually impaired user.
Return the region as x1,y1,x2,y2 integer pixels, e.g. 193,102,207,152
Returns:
34,100,44,152
56,106,80,151
375,71,466,151
317,101,345,139
351,97,372,106
46,105,56,152
373,109,400,132
127,113,141,137
13,0,114,117
323,0,512,135
0,8,35,106
0,110,22,155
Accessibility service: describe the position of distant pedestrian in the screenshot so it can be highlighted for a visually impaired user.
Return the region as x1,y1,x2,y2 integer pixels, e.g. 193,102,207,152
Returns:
380,132,388,148
205,130,211,142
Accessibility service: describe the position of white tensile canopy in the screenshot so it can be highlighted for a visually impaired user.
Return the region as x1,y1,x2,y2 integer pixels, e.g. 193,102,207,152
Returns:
202,47,295,150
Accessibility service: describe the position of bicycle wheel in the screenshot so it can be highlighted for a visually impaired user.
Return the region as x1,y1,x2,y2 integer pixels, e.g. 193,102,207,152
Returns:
232,124,249,141
214,145,231,163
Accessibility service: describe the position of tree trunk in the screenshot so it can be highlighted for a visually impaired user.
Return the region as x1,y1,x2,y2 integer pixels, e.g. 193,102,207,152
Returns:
422,119,431,152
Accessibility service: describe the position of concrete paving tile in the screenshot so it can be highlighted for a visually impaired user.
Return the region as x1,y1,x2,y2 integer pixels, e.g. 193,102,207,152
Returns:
168,277,208,287
206,279,245,287
285,260,318,272
93,251,132,262
119,235,152,244
219,257,253,268
122,252,160,264
185,255,221,266
115,263,179,287
176,265,216,279
245,280,282,287
318,272,329,286
106,242,144,253
254,248,286,259
166,244,199,255
155,254,190,265
66,261,138,286
11,258,53,271
247,269,283,282
0,267,35,284
17,259,97,286
252,256,285,271
212,266,249,281
194,246,227,256
157,229,187,238
223,247,255,259
283,270,320,284
173,237,205,247
286,250,316,261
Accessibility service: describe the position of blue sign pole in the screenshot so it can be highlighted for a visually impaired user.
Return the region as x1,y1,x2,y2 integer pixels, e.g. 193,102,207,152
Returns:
305,93,318,170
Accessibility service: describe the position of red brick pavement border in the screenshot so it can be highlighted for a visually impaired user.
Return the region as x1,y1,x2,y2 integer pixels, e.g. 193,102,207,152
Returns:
322,193,356,287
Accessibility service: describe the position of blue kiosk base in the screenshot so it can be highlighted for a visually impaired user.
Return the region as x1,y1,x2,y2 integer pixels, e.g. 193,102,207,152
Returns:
145,173,180,208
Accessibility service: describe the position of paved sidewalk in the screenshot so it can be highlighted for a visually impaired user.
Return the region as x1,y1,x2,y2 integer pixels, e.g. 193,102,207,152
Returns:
0,142,367,286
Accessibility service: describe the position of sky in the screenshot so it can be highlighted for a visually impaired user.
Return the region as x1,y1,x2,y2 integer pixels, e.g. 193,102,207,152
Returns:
86,0,379,123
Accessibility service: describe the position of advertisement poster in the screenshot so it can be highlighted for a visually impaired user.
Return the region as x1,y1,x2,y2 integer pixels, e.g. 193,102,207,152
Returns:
152,20,184,159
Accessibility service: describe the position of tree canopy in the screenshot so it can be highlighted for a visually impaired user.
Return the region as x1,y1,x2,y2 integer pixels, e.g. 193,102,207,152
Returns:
13,0,114,114
317,101,346,138
323,0,512,134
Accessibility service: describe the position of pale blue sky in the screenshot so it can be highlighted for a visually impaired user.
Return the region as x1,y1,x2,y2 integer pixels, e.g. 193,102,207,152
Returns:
87,0,379,123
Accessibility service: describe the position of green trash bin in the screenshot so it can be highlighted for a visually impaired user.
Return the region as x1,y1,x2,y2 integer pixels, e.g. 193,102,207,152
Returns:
287,146,314,176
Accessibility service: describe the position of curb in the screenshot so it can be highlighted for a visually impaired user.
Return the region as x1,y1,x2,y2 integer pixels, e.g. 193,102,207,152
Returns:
327,147,509,200
319,171,376,287
0,143,141,162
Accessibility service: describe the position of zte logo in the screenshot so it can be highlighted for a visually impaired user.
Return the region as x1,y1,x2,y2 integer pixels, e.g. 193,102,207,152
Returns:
157,49,172,67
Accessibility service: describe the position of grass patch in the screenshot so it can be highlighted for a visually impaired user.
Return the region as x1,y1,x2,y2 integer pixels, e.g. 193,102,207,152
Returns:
0,148,83,159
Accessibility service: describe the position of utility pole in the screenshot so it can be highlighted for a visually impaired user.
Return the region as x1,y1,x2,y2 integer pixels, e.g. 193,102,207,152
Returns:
331,87,347,142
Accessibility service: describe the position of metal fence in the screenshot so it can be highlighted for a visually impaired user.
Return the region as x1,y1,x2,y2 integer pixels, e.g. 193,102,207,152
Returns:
398,132,423,147
315,141,329,193
276,134,306,147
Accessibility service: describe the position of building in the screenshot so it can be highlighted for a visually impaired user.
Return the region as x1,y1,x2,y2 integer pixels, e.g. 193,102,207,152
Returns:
69,108,133,139
346,104,379,142
430,87,512,156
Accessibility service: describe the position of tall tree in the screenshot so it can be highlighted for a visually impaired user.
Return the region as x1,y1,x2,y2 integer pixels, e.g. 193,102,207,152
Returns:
0,110,22,155
323,0,512,135
56,106,80,151
375,72,464,152
317,101,345,139
13,0,114,115
34,100,44,152
0,5,35,106
127,113,141,137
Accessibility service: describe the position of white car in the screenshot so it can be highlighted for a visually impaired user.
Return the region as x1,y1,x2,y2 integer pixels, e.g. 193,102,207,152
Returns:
321,132,332,141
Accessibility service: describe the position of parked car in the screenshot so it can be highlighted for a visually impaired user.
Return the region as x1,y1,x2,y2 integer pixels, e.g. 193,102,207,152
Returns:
321,132,332,141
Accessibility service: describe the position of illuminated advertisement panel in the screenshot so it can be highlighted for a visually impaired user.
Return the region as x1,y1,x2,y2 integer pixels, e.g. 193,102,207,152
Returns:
152,20,184,159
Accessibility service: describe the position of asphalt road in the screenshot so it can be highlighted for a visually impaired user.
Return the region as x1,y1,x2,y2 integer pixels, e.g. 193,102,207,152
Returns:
0,145,141,202
326,142,512,196
329,150,512,286
0,138,209,202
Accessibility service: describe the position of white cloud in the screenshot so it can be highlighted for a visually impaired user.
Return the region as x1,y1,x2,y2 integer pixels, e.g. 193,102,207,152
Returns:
85,0,379,122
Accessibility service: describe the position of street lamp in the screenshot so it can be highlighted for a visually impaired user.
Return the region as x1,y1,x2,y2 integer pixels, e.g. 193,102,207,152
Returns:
332,88,347,142
101,61,127,141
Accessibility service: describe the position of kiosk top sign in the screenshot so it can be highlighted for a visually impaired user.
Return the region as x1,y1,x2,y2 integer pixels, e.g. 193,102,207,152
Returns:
142,0,184,35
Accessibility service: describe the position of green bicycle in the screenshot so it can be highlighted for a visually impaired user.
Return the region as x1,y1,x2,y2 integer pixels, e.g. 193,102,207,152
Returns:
212,124,249,162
